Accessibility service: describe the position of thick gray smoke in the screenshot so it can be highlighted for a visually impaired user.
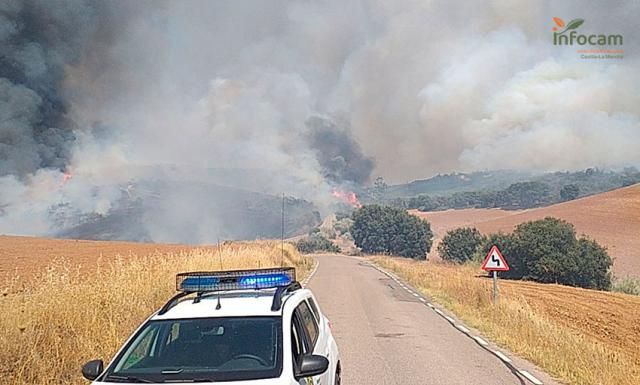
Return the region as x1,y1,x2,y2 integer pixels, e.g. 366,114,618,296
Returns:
0,0,97,177
1,0,639,241
306,116,374,185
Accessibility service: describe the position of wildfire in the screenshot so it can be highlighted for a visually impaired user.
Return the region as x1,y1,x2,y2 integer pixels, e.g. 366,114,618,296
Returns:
60,169,73,187
331,189,362,208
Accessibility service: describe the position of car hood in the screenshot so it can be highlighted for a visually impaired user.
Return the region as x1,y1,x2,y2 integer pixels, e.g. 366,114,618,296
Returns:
92,379,290,385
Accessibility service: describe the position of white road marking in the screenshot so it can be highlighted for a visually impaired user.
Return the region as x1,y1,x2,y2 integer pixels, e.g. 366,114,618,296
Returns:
473,336,488,346
412,293,420,297
302,261,320,287
371,261,546,384
493,350,512,363
519,370,544,385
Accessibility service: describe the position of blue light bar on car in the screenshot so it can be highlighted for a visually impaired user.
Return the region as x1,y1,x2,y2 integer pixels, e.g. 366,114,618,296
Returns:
176,267,296,292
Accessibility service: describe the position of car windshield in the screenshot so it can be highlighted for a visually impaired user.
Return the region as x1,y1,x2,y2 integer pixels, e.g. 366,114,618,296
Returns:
104,316,282,382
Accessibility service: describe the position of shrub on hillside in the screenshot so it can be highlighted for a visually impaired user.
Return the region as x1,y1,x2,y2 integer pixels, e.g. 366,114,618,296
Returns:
479,217,612,290
351,205,433,259
612,277,640,296
295,234,340,254
560,184,580,201
438,227,485,263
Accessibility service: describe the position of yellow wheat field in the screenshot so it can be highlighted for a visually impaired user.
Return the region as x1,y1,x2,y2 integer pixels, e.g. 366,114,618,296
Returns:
0,241,312,385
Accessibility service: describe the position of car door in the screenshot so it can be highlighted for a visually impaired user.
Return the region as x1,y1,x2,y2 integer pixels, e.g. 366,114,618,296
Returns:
294,300,331,385
291,307,310,385
304,297,332,380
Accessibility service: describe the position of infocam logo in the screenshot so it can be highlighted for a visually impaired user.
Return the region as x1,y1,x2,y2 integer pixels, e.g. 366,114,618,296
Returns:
552,17,623,46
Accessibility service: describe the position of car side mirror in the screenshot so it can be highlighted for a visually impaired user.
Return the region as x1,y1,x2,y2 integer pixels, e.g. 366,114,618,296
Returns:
295,354,329,379
81,359,104,381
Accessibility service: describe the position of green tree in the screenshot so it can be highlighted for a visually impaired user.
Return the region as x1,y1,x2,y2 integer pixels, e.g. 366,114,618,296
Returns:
512,217,578,282
560,184,580,201
479,232,520,273
438,227,485,263
351,205,433,259
500,182,552,209
371,176,388,203
482,217,612,289
566,238,612,290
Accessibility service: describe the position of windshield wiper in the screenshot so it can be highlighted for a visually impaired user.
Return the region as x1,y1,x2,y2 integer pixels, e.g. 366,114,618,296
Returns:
105,374,155,383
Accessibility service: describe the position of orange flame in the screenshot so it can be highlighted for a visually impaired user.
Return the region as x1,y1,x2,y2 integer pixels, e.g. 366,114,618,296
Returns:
331,189,362,208
60,170,73,187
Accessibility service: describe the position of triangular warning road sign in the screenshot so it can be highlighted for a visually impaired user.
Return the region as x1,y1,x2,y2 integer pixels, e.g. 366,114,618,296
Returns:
481,245,509,271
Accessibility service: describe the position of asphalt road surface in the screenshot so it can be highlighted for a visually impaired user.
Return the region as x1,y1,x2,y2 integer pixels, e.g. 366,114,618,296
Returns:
308,254,558,385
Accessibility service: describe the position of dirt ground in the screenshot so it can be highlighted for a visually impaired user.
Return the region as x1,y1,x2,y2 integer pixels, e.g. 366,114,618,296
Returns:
413,184,640,277
500,278,640,364
0,235,212,284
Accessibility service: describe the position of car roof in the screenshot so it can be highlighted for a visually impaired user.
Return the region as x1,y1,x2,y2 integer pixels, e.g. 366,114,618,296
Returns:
151,288,310,320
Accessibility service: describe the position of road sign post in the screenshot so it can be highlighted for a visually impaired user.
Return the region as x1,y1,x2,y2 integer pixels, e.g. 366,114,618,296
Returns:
481,245,509,303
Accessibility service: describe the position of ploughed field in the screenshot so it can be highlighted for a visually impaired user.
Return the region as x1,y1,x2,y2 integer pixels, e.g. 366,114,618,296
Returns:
0,235,213,284
413,183,640,277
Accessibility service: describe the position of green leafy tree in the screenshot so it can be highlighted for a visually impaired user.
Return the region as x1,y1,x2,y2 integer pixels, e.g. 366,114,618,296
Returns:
438,227,485,263
351,205,433,259
560,184,580,201
565,238,612,289
481,217,612,290
512,217,578,282
479,232,520,272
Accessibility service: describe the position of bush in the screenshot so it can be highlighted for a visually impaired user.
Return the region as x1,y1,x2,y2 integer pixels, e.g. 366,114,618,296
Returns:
480,217,612,290
351,205,433,259
612,278,640,295
333,217,354,235
295,234,340,254
560,184,580,201
438,227,485,263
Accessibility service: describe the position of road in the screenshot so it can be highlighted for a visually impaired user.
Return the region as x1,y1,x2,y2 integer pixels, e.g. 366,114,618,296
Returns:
308,254,557,385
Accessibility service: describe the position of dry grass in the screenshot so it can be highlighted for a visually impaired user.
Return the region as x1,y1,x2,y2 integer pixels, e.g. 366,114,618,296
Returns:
374,257,640,385
0,241,312,385
0,235,211,284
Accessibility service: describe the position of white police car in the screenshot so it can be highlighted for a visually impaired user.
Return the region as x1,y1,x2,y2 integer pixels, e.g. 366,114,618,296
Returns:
82,268,341,385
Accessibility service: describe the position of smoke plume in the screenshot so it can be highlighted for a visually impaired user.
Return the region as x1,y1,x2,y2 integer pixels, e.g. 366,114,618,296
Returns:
0,0,97,177
1,0,639,241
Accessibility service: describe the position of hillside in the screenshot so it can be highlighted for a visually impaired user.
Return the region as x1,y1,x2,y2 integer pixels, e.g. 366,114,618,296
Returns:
385,170,533,197
385,168,640,211
414,184,640,277
387,168,640,199
53,181,321,243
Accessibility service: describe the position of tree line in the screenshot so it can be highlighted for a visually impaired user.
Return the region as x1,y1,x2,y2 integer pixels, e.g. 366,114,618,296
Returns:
373,167,640,212
438,218,612,290
348,205,613,291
